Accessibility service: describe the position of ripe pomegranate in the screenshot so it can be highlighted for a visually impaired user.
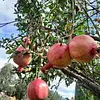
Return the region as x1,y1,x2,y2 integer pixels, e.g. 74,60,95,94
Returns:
47,43,71,67
41,43,71,73
13,45,32,72
23,36,31,46
27,78,48,100
69,35,98,63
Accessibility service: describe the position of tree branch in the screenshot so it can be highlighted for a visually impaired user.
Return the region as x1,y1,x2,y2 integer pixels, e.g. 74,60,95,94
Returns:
90,35,100,41
85,1,90,33
69,0,74,39
84,0,100,13
68,66,97,84
89,0,97,4
87,8,99,12
61,68,100,97
77,0,100,37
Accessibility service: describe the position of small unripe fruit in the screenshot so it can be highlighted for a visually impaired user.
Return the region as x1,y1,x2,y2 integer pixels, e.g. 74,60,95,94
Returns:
69,35,98,63
27,78,48,100
23,37,31,46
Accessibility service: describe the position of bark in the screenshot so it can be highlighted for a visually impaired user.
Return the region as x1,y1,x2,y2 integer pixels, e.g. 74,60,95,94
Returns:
61,68,100,97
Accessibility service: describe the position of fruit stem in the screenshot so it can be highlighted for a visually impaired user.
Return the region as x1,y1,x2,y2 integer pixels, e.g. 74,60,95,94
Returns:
60,43,62,46
41,62,53,73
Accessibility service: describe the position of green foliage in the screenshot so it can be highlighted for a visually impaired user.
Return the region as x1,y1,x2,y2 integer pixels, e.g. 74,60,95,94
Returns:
75,82,100,100
0,63,16,95
46,90,62,100
0,63,28,99
0,95,13,100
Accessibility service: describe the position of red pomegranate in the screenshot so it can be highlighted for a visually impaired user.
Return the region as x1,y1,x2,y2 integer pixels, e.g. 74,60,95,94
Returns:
41,43,71,73
13,45,32,72
47,43,71,67
69,35,98,63
27,78,48,100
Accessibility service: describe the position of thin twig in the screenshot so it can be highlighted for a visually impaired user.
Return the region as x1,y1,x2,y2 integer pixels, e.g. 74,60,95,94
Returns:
75,12,98,30
0,20,16,28
40,26,57,32
84,0,100,13
87,7,99,12
85,1,90,33
89,0,97,4
69,0,74,40
77,0,100,37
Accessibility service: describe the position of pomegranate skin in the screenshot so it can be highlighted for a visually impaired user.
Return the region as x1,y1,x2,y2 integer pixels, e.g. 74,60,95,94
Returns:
13,46,32,72
47,43,71,68
13,53,32,67
69,35,98,63
27,78,48,100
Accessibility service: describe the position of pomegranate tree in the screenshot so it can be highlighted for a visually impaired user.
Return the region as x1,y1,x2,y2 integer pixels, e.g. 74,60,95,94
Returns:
41,43,71,73
13,45,32,72
69,35,98,63
27,78,48,100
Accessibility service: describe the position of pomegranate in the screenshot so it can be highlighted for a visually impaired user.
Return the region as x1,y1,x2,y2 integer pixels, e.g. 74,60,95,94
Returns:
27,78,48,100
47,43,71,67
69,35,98,63
41,43,71,73
13,45,32,72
